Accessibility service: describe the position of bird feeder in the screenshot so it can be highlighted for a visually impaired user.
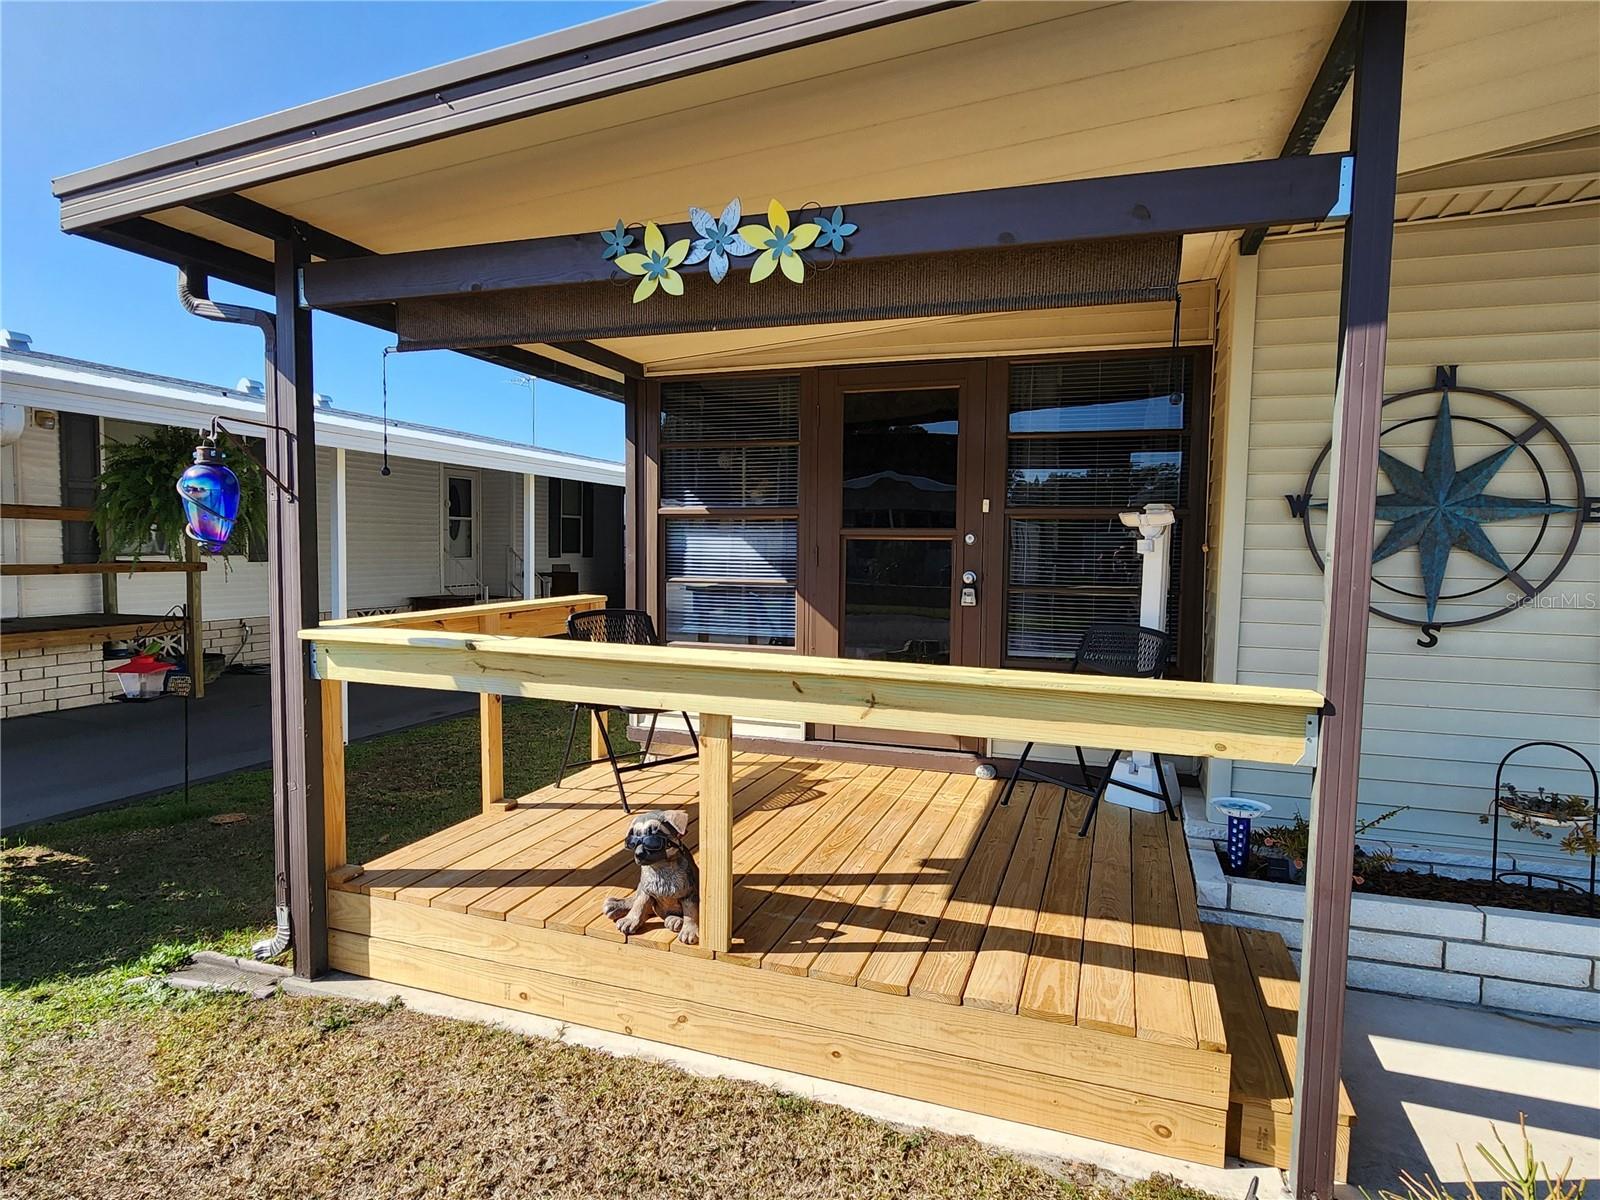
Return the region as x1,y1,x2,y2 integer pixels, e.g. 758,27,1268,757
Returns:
107,652,175,701
1214,797,1273,874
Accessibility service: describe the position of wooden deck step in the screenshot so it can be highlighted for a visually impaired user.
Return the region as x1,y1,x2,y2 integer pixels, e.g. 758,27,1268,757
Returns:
1203,922,1355,1181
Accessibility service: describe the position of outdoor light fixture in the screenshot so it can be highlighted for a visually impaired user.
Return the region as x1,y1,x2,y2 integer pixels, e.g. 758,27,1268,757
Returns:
176,433,241,554
1214,797,1273,874
107,653,175,701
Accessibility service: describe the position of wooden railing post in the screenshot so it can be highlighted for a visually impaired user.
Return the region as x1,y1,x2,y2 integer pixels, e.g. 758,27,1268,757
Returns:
321,676,346,870
480,692,505,810
698,713,733,954
479,611,506,810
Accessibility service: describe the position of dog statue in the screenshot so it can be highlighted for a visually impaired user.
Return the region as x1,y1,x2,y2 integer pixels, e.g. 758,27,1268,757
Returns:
602,809,699,945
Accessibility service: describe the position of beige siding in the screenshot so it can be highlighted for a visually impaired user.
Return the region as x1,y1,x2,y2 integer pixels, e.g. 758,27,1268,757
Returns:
1232,207,1600,857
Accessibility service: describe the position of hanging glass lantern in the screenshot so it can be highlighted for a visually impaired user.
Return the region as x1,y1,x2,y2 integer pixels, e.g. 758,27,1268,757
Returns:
176,436,241,554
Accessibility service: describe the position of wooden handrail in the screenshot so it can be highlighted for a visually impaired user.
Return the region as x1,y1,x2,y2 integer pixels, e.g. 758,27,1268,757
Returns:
320,592,607,636
0,560,206,576
0,504,95,522
305,614,1325,957
301,622,1323,767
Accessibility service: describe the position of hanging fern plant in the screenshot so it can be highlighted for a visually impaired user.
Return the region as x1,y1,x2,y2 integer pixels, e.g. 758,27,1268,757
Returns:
94,425,267,563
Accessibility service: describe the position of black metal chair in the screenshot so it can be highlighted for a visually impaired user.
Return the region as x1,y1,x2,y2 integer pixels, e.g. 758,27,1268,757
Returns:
998,623,1180,837
557,608,699,811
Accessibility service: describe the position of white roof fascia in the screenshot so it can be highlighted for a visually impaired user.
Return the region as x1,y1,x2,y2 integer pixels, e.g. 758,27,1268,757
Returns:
0,354,622,486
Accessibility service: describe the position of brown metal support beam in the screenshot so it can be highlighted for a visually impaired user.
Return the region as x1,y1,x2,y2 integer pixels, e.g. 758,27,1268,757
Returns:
268,232,328,979
1241,3,1361,255
300,154,1352,309
1291,4,1405,1197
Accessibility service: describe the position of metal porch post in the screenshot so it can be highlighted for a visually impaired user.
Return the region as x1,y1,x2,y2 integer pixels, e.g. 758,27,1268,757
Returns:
267,232,328,978
1291,4,1405,1197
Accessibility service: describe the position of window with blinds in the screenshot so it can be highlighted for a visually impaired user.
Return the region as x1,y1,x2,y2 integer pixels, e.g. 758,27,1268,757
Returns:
659,377,800,646
1004,354,1195,668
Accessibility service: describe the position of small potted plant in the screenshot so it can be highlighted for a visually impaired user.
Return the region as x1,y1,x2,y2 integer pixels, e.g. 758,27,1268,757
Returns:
1483,785,1600,859
1249,806,1404,885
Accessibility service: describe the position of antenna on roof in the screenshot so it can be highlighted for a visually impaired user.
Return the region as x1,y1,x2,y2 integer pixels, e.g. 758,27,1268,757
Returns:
508,374,536,446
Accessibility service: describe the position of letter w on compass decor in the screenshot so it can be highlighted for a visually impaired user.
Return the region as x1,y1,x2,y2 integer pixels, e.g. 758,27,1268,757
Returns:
1287,367,1589,641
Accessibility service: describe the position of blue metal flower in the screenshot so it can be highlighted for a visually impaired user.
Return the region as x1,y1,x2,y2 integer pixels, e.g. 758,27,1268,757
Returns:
601,220,634,261
813,206,857,253
683,199,755,284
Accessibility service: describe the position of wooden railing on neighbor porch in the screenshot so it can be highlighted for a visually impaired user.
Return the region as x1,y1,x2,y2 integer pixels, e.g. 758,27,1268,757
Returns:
302,599,1325,956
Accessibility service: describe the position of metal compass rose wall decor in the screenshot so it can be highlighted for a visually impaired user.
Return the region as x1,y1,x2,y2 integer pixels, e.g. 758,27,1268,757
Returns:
1286,366,1594,647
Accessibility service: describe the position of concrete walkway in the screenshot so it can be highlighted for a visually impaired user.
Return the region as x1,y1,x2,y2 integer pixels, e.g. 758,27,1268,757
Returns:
1341,989,1600,1191
0,671,477,830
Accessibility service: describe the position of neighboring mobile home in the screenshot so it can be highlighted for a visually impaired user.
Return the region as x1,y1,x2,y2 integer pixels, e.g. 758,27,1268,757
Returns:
49,2,1599,1193
0,339,624,716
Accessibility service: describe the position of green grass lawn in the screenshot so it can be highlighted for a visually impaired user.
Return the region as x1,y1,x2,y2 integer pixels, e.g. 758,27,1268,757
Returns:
1,697,1218,1200
0,697,613,1045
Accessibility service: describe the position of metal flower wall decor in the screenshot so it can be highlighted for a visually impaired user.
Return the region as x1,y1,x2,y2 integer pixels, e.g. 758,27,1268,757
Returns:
602,199,855,302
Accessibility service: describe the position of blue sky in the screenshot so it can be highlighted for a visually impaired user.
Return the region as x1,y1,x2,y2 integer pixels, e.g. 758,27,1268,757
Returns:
1,1,637,460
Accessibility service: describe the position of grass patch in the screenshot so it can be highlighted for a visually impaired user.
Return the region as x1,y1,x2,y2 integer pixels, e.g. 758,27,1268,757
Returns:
1,698,1223,1200
0,991,1219,1200
0,698,627,1046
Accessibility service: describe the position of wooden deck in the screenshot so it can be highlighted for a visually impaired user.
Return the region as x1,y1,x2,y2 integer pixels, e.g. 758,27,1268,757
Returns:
328,751,1349,1173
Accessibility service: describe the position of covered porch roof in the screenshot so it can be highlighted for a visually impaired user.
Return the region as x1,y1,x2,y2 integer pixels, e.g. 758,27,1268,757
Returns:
52,1,1600,387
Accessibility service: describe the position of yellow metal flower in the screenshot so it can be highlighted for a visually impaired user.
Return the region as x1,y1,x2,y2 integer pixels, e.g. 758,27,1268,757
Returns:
613,221,692,302
738,200,820,284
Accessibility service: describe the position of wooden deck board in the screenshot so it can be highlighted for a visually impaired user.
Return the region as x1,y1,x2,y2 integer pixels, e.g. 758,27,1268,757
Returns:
856,777,1001,995
1130,809,1198,1048
723,764,902,967
1018,788,1094,1024
759,769,942,977
343,753,1224,1031
905,781,1035,1004
804,773,973,986
960,784,1067,1013
1077,802,1136,1037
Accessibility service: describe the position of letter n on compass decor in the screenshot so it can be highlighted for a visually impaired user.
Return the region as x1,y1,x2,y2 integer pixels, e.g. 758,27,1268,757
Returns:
1285,367,1593,646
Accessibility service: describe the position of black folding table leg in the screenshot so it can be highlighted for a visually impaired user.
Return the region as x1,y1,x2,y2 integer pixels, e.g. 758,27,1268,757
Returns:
1154,752,1179,821
682,713,700,754
999,742,1034,806
595,716,631,813
1077,749,1123,838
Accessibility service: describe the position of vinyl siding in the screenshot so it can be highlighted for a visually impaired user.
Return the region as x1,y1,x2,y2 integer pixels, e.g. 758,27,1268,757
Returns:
1230,206,1600,860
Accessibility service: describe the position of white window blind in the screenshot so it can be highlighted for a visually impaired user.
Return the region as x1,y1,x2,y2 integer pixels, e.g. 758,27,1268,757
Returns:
660,378,800,646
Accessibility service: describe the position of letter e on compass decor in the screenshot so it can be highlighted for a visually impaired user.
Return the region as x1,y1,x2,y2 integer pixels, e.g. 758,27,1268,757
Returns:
1286,367,1592,644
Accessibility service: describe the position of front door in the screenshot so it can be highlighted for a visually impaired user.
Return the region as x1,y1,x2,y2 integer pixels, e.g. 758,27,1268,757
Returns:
442,470,482,596
811,363,993,749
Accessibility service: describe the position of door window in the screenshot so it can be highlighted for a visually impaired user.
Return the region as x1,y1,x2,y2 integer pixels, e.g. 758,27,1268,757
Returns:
446,475,474,559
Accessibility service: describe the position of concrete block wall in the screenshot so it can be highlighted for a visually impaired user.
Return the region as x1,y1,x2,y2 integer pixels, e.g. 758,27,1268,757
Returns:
1,618,266,718
1,644,113,716
1192,837,1600,1024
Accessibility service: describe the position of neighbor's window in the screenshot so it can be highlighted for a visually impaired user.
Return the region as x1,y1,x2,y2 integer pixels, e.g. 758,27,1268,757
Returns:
1004,354,1195,668
547,477,595,558
659,376,799,646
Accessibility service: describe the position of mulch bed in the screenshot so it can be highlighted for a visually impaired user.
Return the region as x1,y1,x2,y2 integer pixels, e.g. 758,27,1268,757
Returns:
1356,868,1595,917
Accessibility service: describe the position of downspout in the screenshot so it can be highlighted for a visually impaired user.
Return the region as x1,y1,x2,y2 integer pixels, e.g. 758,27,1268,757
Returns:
176,266,292,962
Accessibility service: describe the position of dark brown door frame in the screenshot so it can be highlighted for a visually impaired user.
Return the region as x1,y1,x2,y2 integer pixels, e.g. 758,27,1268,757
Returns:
808,361,989,748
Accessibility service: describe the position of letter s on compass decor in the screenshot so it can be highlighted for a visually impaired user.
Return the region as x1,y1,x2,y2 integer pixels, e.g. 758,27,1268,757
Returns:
1285,366,1593,645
